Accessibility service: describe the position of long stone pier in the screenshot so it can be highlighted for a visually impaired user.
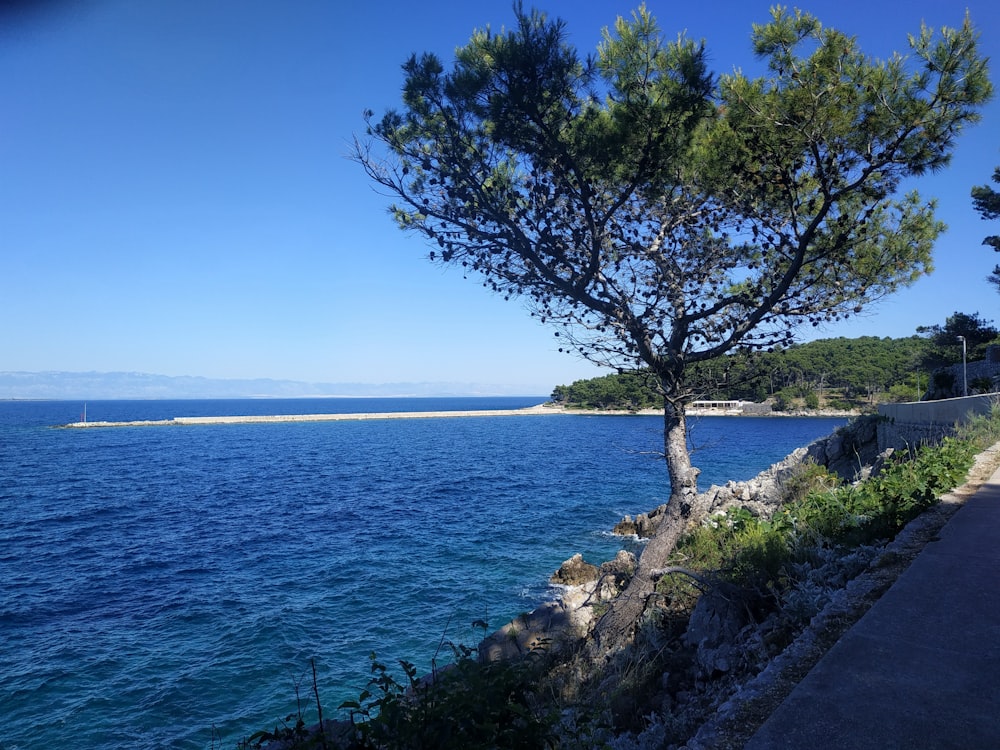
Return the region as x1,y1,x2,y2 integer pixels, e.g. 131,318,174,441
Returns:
61,404,565,428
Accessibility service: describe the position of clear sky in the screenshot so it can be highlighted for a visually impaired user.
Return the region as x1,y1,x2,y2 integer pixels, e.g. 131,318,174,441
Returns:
2,0,999,395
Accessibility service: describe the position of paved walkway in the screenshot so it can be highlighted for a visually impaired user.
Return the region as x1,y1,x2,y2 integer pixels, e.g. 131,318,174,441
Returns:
744,466,1000,749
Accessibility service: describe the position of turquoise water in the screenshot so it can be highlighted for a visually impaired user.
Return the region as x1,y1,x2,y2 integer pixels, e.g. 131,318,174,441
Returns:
0,399,846,749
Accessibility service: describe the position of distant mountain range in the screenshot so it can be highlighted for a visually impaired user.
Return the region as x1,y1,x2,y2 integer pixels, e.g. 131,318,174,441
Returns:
0,371,547,400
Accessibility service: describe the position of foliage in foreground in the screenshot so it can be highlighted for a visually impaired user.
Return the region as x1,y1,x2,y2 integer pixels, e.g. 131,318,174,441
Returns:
243,644,558,750
667,431,976,600
241,408,1000,749
674,406,999,594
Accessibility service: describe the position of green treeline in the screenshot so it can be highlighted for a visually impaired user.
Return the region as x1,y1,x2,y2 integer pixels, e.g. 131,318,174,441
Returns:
551,335,944,410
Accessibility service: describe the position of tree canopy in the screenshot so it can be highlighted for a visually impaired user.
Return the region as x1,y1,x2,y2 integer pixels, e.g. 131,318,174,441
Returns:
551,335,935,409
972,165,1000,290
355,4,992,654
357,3,989,428
918,310,1000,366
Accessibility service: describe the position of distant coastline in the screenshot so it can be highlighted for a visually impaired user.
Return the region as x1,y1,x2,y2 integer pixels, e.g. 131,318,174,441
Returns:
0,370,550,401
556,405,861,418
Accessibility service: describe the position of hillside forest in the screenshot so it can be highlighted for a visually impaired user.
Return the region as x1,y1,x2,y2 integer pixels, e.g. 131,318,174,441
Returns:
551,313,1000,411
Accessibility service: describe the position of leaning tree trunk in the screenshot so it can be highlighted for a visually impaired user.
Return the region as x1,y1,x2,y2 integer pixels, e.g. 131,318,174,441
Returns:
589,399,705,658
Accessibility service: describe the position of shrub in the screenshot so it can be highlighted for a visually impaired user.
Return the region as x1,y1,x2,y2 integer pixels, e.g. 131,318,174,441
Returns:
788,434,975,547
342,648,558,750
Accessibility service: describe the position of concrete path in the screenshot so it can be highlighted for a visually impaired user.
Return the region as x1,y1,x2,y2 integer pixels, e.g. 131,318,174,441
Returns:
744,467,1000,749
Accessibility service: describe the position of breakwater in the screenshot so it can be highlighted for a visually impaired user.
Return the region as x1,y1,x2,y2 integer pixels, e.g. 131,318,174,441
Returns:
61,404,563,428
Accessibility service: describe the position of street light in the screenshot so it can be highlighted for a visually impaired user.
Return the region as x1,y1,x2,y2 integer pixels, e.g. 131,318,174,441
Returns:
957,335,968,396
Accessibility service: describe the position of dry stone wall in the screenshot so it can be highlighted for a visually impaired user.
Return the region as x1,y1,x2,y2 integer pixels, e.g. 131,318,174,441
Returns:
877,394,998,451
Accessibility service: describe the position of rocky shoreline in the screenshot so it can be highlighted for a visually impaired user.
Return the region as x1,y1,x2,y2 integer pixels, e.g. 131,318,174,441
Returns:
475,419,1000,747
480,417,883,662
260,418,1000,748
685,439,1000,748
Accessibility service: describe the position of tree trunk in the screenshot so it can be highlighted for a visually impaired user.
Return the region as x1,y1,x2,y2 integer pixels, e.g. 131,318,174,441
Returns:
590,399,704,658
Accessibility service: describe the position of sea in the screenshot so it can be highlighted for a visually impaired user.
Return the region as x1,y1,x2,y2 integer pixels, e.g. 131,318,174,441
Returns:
0,397,847,749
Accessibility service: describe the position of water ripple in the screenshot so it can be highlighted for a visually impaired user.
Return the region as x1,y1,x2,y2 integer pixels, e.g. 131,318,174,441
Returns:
0,399,844,749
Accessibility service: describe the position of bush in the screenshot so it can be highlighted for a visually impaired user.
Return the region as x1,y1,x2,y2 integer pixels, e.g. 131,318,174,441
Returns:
971,376,994,394
789,434,975,547
339,647,558,750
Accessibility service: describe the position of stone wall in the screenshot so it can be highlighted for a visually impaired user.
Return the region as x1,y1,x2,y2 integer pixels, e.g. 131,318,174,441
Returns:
877,394,999,451
740,401,773,416
929,345,1000,398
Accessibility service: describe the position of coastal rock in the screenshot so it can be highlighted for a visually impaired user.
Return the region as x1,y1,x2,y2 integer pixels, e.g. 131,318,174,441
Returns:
478,601,576,662
550,553,599,586
481,551,639,664
595,550,637,600
479,580,611,663
599,549,637,582
808,415,882,481
611,416,885,535
613,514,641,536
683,583,760,678
853,447,895,483
613,505,667,537
701,446,812,519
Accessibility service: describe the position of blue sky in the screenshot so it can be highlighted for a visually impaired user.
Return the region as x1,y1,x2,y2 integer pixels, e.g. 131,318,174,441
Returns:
2,0,999,394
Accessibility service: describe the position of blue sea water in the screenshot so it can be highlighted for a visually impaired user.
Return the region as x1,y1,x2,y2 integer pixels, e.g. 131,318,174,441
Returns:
0,398,846,749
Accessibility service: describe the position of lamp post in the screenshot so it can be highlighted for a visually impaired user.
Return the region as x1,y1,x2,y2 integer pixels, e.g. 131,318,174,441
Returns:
958,335,968,396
